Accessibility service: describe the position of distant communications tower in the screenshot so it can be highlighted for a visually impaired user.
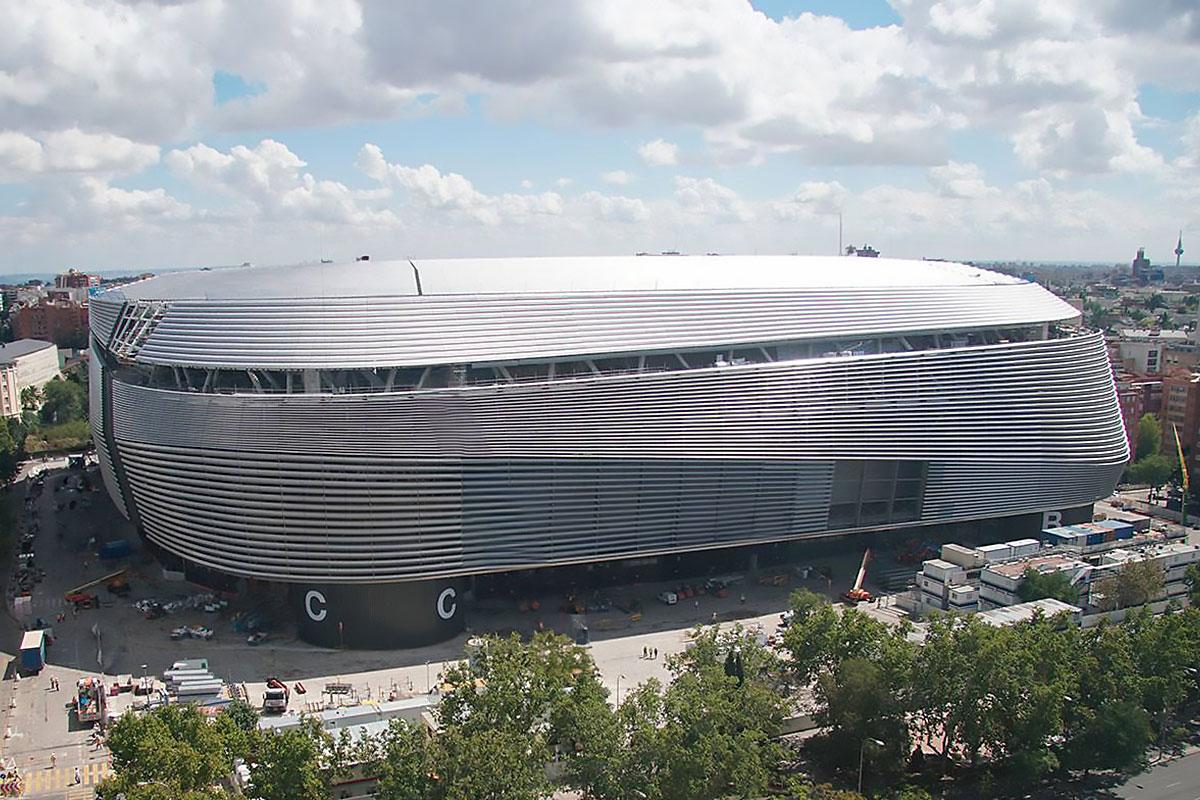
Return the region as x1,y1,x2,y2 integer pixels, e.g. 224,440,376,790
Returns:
1176,231,1184,268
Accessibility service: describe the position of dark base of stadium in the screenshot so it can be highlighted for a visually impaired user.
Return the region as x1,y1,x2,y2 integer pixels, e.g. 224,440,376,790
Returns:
137,504,1092,650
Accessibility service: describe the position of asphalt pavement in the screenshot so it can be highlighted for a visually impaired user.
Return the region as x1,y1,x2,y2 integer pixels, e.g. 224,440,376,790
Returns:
1116,752,1200,800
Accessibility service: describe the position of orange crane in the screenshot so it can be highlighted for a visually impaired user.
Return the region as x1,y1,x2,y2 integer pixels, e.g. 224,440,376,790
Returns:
843,548,872,604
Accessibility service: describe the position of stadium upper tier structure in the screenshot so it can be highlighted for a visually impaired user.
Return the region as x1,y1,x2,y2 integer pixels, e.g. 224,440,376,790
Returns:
89,255,1129,648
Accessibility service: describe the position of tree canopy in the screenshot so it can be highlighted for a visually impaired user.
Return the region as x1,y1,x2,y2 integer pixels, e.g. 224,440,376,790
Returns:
94,600,1200,799
1017,567,1081,605
1135,413,1163,462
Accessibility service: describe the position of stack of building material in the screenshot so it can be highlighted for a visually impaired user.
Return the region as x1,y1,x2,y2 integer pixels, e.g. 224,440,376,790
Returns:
163,662,223,699
917,558,969,613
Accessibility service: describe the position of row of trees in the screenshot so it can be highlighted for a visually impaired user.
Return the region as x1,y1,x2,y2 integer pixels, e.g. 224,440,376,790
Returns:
781,590,1200,792
98,593,1200,800
99,628,822,800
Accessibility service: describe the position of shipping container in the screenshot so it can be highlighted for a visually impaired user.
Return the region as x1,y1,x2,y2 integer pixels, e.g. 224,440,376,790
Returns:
19,629,45,673
98,539,132,560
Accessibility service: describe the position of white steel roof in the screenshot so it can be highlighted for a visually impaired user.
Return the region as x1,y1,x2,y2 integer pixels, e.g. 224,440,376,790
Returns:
93,255,1080,370
112,255,1025,301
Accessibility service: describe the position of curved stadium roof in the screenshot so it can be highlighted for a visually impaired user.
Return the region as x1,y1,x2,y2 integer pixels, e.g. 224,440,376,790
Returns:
109,255,1029,301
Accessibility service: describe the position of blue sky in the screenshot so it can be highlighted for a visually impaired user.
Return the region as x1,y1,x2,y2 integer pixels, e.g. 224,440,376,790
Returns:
2,0,1199,271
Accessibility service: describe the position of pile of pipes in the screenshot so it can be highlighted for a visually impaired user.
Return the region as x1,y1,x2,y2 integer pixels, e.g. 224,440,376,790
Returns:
163,659,223,700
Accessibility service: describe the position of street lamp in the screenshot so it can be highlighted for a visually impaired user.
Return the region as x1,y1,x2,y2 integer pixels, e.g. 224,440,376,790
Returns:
858,738,885,794
425,660,431,694
617,674,626,705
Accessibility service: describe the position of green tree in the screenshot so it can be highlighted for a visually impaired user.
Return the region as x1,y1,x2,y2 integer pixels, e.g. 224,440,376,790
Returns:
656,625,787,800
813,658,910,785
439,631,595,743
211,699,260,768
1136,413,1163,460
1128,454,1174,487
39,377,86,424
1148,293,1168,310
0,420,18,486
910,614,996,761
99,704,234,798
437,631,606,798
375,720,435,800
1094,561,1165,611
984,616,1077,777
19,385,40,413
1185,563,1200,605
1016,567,1081,605
568,679,668,800
249,720,330,800
1070,700,1152,774
781,590,902,687
433,727,548,800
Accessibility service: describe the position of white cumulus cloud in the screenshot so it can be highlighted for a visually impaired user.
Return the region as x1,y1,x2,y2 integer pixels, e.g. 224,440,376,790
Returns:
673,176,751,222
638,138,679,166
600,169,635,185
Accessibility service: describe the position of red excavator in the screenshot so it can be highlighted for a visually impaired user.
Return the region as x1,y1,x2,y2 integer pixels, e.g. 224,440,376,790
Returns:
843,548,873,604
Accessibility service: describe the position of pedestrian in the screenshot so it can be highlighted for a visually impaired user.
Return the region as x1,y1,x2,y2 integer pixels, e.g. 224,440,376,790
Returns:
73,765,81,784
653,647,658,659
49,754,56,769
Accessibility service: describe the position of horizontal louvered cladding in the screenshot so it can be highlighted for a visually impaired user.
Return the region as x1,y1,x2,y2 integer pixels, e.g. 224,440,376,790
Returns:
130,282,1078,369
89,298,123,351
921,462,1126,522
115,447,839,582
112,334,1127,464
106,333,1126,583
88,348,126,518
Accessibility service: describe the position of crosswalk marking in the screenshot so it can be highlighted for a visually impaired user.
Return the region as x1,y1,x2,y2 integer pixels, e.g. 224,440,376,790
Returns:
18,761,108,795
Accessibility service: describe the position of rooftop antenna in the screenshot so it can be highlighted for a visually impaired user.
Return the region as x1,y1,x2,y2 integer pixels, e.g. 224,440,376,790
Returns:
409,260,423,296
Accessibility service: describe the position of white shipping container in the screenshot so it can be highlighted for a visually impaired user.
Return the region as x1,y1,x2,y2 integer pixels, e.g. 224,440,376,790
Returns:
948,585,978,602
941,543,985,569
921,558,967,583
1005,539,1041,558
978,543,1014,562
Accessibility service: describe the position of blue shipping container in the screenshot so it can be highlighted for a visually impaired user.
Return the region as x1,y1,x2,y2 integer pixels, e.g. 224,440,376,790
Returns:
19,630,45,672
98,539,131,560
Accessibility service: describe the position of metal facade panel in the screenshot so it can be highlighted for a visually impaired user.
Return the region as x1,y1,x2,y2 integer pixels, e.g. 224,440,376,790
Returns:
112,334,1127,463
104,333,1126,583
131,282,1078,368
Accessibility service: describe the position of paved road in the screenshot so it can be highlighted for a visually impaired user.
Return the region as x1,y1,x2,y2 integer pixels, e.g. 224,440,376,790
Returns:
1117,752,1200,800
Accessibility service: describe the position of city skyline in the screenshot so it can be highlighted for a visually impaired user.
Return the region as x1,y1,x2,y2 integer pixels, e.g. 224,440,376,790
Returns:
2,0,1199,271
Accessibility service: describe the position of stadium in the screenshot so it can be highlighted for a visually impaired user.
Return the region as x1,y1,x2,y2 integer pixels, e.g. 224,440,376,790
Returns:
89,256,1129,648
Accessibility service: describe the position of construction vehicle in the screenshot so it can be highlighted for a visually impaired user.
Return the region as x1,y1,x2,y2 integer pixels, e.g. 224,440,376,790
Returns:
843,548,873,604
65,569,128,601
76,677,107,725
262,678,290,714
65,592,100,610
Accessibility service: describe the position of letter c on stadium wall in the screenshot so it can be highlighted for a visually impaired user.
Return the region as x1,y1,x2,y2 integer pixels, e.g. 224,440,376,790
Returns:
305,590,327,622
437,587,457,620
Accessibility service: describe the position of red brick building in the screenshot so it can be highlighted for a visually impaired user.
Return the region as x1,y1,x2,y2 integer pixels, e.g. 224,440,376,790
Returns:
55,269,100,289
1161,368,1200,464
11,301,89,348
